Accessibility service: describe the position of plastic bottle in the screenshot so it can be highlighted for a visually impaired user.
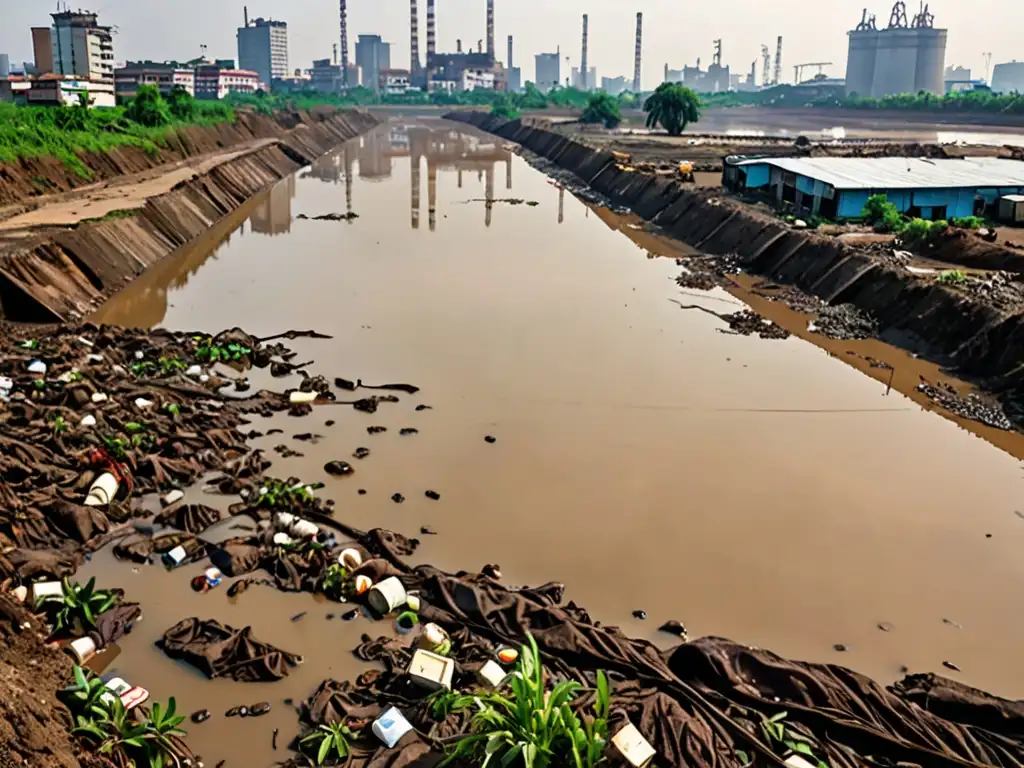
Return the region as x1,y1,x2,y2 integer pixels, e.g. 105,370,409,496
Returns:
84,473,119,507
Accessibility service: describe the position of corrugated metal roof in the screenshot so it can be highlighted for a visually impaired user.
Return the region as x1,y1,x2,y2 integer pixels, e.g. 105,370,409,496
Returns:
730,156,1024,191
1002,194,1024,202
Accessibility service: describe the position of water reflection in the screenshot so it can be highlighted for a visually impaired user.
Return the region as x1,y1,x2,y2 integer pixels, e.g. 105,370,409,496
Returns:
250,174,296,236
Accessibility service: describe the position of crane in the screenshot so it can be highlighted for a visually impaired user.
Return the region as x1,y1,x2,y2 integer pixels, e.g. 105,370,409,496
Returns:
793,61,833,83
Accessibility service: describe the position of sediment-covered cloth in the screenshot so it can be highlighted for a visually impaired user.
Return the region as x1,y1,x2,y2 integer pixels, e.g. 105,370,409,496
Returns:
158,617,302,682
153,503,224,535
88,602,143,648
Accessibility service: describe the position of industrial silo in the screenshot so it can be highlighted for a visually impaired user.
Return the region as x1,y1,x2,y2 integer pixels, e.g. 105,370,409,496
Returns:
914,27,947,94
845,29,879,96
871,28,919,97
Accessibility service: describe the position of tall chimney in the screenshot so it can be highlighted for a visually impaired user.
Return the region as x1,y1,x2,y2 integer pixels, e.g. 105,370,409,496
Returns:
486,0,495,60
632,12,642,93
340,0,349,87
580,14,588,90
456,39,462,54
507,35,513,68
426,0,436,64
410,0,421,77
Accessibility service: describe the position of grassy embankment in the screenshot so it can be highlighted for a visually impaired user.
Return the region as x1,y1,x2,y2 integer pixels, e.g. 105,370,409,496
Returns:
700,86,1024,114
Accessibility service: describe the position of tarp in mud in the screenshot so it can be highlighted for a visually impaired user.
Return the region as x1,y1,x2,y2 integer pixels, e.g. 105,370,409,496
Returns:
158,618,302,682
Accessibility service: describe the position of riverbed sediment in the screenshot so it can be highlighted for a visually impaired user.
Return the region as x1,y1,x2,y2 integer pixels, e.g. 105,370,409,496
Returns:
445,111,1024,425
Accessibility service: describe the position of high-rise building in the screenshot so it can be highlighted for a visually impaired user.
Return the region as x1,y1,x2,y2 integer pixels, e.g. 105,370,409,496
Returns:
991,61,1024,94
50,10,115,83
32,27,54,73
535,52,560,91
237,17,288,89
355,35,390,91
0,55,9,79
507,67,521,93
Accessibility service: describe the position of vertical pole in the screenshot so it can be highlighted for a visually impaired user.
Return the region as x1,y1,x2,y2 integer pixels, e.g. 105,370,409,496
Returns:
486,0,495,60
339,0,349,87
581,14,588,89
633,13,643,93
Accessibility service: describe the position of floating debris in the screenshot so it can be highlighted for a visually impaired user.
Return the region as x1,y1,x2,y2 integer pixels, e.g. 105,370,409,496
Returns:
484,435,497,444
248,702,271,717
353,447,371,459
291,612,307,623
367,426,387,435
633,610,648,621
810,304,879,341
415,404,433,411
943,661,962,672
833,644,849,652
877,622,895,633
391,493,405,504
191,709,211,724
420,526,438,535
341,609,359,621
424,490,441,501
658,620,688,640
399,427,419,436
324,461,354,476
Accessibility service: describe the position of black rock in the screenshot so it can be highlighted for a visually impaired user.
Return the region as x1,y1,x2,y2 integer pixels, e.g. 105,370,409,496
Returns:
425,490,441,501
358,489,367,495
391,493,405,504
632,610,648,620
484,435,497,443
367,426,387,435
191,709,211,724
833,643,848,652
325,461,354,476
325,420,336,426
353,447,371,459
400,427,419,436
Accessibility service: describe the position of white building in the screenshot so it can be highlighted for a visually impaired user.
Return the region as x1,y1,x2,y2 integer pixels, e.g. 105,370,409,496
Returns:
461,68,496,91
571,66,597,90
50,10,114,83
28,76,115,107
379,68,411,95
194,65,260,99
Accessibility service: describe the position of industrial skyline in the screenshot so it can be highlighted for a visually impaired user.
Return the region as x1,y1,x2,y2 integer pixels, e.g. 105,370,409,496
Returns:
0,0,1016,91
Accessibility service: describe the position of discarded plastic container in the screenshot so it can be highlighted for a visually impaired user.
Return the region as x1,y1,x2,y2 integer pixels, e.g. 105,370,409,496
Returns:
372,706,414,748
185,365,202,377
408,649,455,691
162,546,188,569
30,581,64,604
77,337,94,347
0,376,13,391
354,574,373,596
100,678,149,710
69,636,97,663
272,532,295,546
406,593,421,612
477,660,510,689
418,623,451,655
339,548,363,570
80,415,97,427
84,473,119,507
134,397,154,409
91,393,108,403
27,360,47,374
784,757,817,768
497,647,519,665
290,519,319,539
274,511,296,530
611,723,656,768
368,577,407,615
204,568,223,588
289,391,317,404
162,489,185,507
11,586,28,604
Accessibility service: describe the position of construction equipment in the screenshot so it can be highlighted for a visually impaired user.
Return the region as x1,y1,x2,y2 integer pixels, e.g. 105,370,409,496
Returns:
793,61,833,83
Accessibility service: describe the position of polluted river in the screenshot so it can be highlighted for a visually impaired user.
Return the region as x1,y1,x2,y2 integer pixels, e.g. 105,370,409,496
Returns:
74,118,1024,766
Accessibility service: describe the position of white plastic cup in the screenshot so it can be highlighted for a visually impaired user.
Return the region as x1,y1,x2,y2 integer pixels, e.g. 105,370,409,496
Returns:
289,390,317,404
69,636,97,663
84,473,119,507
418,623,450,653
339,548,362,570
368,577,407,615
372,706,414,748
0,376,13,391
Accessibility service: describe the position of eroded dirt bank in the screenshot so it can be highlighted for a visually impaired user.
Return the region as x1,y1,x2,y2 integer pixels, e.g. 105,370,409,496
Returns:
0,110,378,323
446,111,1024,424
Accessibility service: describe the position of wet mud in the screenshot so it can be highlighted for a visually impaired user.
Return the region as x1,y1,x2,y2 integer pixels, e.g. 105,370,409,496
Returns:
56,119,1024,765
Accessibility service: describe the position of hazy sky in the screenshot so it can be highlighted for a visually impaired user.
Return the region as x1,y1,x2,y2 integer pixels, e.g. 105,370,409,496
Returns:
3,0,1018,88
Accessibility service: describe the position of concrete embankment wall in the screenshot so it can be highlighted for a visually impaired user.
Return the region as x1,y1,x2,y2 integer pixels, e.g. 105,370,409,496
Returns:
0,109,367,208
0,110,378,323
447,111,1024,392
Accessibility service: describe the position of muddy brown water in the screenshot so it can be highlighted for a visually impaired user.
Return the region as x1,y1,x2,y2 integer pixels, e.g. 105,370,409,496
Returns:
84,119,1024,766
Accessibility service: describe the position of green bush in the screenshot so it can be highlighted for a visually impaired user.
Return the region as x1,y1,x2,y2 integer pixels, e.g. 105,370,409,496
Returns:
644,83,701,135
123,85,171,127
861,193,906,233
950,216,985,229
490,95,521,120
580,92,622,128
901,218,948,247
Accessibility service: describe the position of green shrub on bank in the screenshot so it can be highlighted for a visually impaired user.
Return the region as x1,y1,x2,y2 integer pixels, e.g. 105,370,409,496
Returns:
862,193,904,233
901,217,948,247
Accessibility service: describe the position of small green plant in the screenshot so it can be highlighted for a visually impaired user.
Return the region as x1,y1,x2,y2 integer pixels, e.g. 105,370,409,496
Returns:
300,721,354,765
255,478,325,509
429,689,478,722
19,339,39,350
61,665,112,719
51,414,68,435
192,336,252,363
937,269,968,285
760,711,829,768
580,92,622,129
163,402,181,417
901,218,948,247
950,216,985,229
46,577,120,632
159,356,186,375
130,360,158,377
101,435,130,460
319,563,351,600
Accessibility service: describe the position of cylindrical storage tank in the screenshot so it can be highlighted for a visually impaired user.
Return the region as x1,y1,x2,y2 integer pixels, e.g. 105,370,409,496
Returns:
871,29,919,97
914,28,947,95
845,30,878,97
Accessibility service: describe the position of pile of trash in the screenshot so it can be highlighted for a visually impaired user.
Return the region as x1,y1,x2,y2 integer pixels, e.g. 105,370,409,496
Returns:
808,303,879,341
916,378,1015,431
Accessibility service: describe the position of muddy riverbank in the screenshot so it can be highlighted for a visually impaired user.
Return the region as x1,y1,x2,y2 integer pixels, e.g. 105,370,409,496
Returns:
446,111,1024,428
0,110,378,323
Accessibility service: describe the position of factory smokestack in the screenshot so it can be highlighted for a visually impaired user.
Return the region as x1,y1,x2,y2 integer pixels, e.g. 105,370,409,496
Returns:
773,35,783,85
457,38,462,53
410,0,421,78
426,0,436,63
486,0,495,60
507,35,513,68
633,12,643,93
340,0,349,87
580,14,588,90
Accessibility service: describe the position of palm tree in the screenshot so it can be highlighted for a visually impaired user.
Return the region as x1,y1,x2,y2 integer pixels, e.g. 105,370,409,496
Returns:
643,83,701,136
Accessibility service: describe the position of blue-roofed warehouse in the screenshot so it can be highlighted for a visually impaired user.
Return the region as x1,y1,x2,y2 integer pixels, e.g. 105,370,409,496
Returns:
723,156,1024,221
